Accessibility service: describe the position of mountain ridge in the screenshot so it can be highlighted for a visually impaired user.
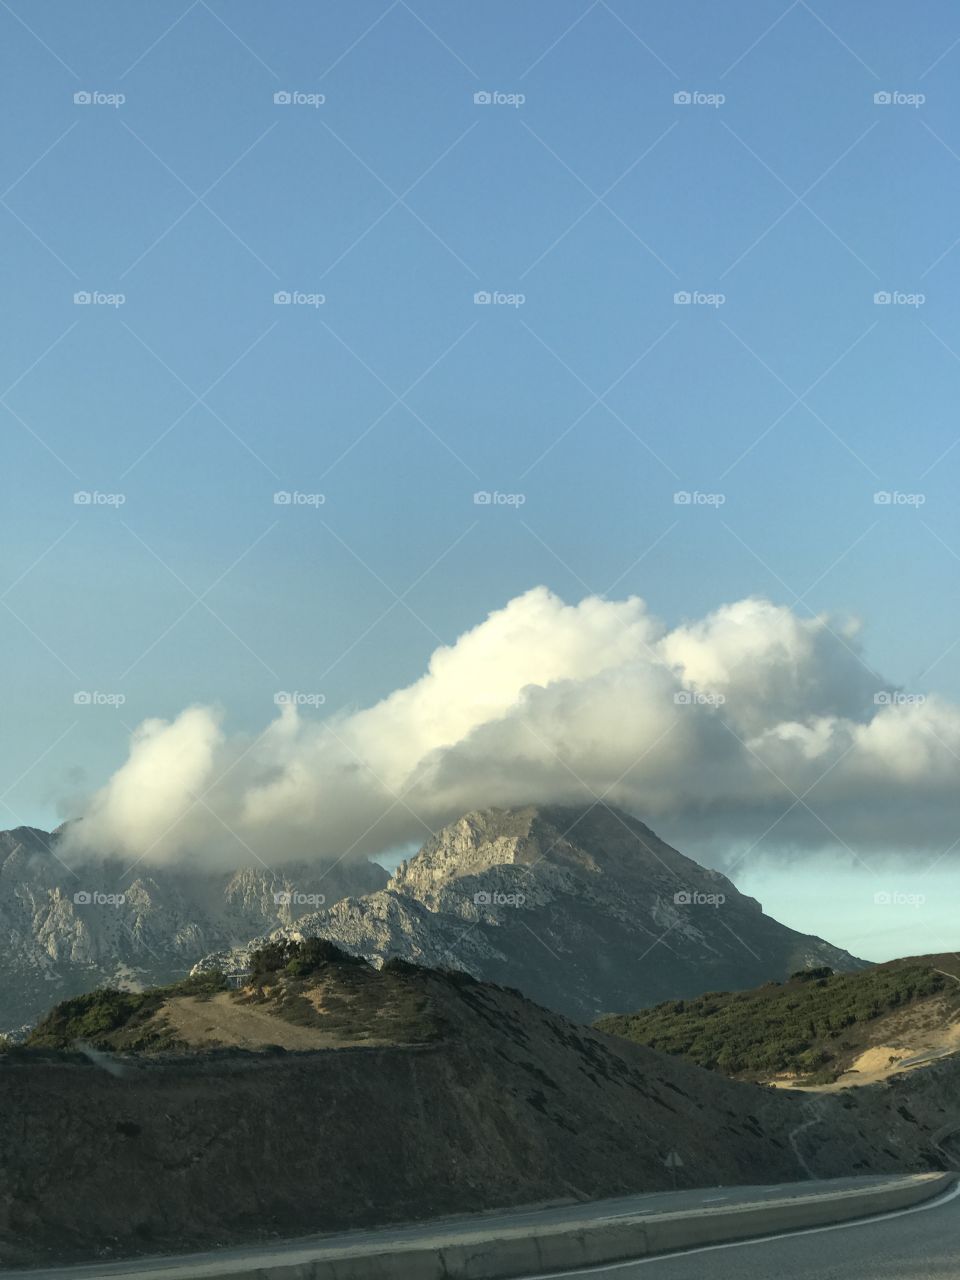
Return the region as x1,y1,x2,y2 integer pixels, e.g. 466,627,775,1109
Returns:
0,825,388,1033
195,803,866,1020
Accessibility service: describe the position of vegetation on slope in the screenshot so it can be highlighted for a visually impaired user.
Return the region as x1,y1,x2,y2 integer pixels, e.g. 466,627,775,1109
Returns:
241,938,438,1042
11,941,439,1053
22,971,228,1051
597,963,959,1084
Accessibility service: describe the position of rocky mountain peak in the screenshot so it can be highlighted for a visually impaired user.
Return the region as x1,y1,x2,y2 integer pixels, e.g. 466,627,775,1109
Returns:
390,802,739,902
197,804,862,1023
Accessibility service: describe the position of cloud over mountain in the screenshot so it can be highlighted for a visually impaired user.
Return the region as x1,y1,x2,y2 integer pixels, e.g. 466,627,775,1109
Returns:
63,587,960,866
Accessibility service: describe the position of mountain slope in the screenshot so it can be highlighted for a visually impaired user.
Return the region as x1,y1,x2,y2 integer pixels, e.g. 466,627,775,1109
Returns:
0,825,387,1033
0,942,948,1266
195,804,865,1021
598,955,960,1086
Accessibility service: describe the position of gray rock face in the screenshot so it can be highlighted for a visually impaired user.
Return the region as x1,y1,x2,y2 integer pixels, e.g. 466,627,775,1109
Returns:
195,804,865,1021
0,825,387,1033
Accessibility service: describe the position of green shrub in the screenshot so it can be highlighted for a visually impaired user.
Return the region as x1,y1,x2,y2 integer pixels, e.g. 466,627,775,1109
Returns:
596,964,955,1082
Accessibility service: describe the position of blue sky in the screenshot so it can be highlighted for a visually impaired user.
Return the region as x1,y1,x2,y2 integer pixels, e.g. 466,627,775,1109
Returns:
3,0,960,924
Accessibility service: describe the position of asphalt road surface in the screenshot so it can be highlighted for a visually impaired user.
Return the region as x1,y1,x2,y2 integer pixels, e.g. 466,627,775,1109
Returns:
2,1176,946,1279
528,1178,960,1280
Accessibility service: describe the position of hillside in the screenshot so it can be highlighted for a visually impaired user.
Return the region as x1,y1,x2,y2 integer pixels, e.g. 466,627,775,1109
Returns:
597,956,960,1086
0,824,387,1033
0,942,955,1266
194,804,866,1021
23,939,439,1054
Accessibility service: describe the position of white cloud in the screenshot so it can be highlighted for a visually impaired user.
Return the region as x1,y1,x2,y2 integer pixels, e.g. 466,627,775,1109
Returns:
62,587,960,867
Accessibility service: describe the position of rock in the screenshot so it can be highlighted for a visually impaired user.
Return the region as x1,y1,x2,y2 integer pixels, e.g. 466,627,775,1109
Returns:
0,825,387,1032
194,804,865,1020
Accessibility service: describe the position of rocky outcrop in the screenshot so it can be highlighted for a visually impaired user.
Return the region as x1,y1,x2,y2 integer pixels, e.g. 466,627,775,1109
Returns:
0,826,387,1033
195,804,865,1021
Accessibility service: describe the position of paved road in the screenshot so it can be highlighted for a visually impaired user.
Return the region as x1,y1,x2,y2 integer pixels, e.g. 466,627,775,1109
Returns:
527,1178,960,1280
1,1176,939,1279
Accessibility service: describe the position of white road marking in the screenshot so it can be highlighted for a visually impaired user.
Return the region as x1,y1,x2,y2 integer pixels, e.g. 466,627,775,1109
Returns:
523,1179,960,1278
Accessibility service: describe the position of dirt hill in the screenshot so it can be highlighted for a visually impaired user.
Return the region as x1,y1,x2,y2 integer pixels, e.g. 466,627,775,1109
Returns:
0,943,954,1267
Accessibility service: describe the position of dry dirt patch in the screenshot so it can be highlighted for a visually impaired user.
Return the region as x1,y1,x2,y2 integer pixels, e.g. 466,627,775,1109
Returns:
155,992,399,1050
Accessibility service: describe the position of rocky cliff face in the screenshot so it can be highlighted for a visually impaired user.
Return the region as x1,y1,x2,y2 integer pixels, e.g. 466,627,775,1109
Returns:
195,804,865,1021
0,826,387,1033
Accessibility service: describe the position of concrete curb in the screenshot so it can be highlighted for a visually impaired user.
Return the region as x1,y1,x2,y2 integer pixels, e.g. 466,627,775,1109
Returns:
110,1172,955,1280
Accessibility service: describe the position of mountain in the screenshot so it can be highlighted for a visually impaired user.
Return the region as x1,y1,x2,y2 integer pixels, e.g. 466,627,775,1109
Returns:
1,940,947,1266
194,804,866,1021
0,825,387,1034
598,955,960,1087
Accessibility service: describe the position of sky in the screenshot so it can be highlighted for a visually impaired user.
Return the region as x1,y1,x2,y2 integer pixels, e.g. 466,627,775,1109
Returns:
3,2,960,960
